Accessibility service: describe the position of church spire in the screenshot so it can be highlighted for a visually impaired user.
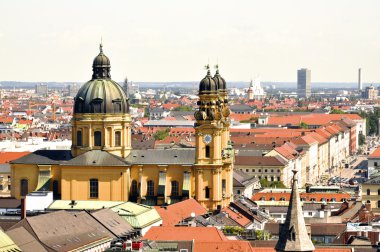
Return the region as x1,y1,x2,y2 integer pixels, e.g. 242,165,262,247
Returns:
275,170,315,252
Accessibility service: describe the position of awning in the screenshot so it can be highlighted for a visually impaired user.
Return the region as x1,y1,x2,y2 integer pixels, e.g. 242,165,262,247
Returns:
158,171,166,196
35,166,51,191
182,172,191,197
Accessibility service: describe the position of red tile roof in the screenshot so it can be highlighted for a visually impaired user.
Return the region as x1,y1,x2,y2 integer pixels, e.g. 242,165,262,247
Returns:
154,199,207,226
0,152,30,164
195,241,254,252
369,147,380,158
143,226,228,242
251,192,350,202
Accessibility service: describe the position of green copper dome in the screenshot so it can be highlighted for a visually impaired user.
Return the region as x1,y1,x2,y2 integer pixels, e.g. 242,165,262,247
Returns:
74,45,129,114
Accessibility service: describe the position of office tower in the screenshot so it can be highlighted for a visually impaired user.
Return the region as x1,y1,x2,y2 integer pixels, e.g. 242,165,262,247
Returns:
35,83,48,96
358,68,362,91
297,68,311,98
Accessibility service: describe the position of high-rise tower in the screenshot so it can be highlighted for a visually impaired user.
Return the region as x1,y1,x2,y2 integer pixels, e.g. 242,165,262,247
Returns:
297,68,311,99
193,65,233,210
358,68,362,91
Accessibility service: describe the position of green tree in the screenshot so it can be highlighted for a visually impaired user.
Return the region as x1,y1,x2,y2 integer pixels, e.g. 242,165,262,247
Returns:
153,128,170,140
300,122,308,129
359,133,366,146
330,109,345,114
255,230,271,240
173,106,192,111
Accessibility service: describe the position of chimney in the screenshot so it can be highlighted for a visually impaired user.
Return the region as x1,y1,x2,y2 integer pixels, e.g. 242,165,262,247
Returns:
21,198,26,219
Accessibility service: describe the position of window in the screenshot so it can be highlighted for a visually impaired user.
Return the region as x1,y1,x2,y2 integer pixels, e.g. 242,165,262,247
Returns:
378,189,380,195
375,162,378,167
311,198,316,202
131,180,138,196
115,131,121,147
378,201,380,208
237,190,241,194
246,169,249,172
253,169,255,173
308,212,313,216
277,169,280,173
89,179,99,198
205,146,210,158
270,197,275,201
147,180,154,196
222,179,226,194
171,181,179,196
20,179,28,197
367,189,371,195
8,185,11,190
259,169,261,173
94,131,102,146
205,186,210,199
0,185,3,190
280,197,285,201
260,197,266,201
331,198,336,202
277,176,280,181
271,176,274,182
265,169,268,173
77,131,82,146
271,169,274,173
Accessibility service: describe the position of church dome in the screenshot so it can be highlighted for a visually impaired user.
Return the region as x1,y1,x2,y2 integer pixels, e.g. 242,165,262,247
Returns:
74,44,129,114
213,69,226,91
199,70,217,94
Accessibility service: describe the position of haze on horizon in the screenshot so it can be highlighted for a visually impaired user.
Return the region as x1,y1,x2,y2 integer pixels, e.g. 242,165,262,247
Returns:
1,0,379,83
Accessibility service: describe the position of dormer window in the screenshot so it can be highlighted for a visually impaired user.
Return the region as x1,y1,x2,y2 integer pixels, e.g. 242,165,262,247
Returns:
112,98,122,113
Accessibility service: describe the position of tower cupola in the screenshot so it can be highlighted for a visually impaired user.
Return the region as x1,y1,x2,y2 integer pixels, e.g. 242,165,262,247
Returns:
199,67,217,94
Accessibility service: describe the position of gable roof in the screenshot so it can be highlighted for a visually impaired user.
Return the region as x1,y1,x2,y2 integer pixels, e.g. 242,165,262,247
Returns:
63,150,128,166
8,210,114,252
90,208,135,237
154,199,207,226
126,149,195,165
0,152,30,165
10,150,72,165
6,226,47,252
144,226,228,242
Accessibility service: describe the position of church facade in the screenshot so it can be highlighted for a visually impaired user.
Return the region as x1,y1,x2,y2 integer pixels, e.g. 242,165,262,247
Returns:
10,45,234,211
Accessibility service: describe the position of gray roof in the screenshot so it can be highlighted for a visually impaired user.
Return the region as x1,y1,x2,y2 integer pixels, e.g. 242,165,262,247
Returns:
8,210,115,252
230,104,254,112
6,226,48,252
233,170,259,188
63,150,128,166
144,120,194,127
126,149,195,165
10,150,72,165
90,208,135,237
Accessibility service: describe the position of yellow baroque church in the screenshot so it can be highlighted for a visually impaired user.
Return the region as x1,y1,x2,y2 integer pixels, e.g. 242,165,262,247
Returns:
10,45,234,210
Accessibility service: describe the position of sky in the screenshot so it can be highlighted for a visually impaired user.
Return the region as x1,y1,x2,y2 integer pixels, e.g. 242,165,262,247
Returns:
0,0,379,83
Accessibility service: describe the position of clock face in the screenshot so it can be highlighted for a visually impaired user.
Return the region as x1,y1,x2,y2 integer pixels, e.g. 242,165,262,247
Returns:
203,134,212,145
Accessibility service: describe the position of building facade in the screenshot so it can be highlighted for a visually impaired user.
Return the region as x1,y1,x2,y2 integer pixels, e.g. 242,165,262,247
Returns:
297,68,311,99
10,46,234,211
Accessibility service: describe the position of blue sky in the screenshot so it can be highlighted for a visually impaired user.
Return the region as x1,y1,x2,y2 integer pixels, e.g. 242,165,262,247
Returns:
1,0,379,83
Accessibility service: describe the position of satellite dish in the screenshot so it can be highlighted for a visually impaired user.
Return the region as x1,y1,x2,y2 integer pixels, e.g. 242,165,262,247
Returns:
190,212,195,218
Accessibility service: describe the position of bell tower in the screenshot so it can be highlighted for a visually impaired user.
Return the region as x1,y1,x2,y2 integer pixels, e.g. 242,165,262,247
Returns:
194,65,233,211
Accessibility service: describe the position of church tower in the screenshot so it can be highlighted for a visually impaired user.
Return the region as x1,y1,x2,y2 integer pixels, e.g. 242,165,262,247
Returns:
194,65,233,211
71,44,132,158
275,170,315,252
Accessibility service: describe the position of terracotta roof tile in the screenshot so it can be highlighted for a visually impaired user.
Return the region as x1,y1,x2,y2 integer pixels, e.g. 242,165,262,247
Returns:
154,199,207,226
0,152,30,164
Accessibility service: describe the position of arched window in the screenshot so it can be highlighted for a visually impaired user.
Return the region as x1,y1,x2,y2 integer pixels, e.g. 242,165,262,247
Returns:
115,131,121,147
171,181,179,196
94,131,102,146
131,180,138,196
367,189,371,195
89,179,99,198
205,146,210,158
205,186,210,199
77,131,82,146
147,180,154,196
20,179,28,197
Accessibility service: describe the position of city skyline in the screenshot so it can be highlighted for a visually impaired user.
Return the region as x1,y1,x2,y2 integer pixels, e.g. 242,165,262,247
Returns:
0,0,379,83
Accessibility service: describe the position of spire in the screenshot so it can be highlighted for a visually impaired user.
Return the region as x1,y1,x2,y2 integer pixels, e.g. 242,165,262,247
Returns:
275,170,315,252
